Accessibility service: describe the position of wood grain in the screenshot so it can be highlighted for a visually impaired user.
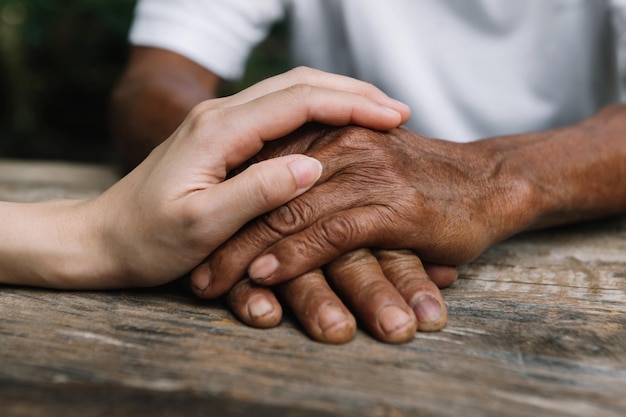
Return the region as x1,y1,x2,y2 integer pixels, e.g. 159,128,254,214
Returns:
0,160,624,417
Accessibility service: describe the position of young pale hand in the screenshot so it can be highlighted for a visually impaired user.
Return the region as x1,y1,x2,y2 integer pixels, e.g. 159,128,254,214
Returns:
1,68,409,289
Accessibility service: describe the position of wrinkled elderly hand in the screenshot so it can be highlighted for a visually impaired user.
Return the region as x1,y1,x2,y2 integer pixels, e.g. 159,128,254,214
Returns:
193,104,626,345
239,124,530,280
192,124,491,343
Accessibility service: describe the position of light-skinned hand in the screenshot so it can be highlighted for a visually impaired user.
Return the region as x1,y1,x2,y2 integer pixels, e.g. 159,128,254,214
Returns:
0,68,409,289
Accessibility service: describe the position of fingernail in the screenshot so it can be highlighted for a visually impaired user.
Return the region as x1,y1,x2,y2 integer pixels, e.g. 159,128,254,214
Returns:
288,156,323,190
378,305,412,334
318,304,349,332
413,296,443,323
248,254,279,282
191,267,211,293
248,296,274,319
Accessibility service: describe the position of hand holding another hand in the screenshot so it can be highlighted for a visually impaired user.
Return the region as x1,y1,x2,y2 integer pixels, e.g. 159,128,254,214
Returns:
195,124,531,291
192,103,626,344
96,69,411,289
193,125,498,342
1,68,409,290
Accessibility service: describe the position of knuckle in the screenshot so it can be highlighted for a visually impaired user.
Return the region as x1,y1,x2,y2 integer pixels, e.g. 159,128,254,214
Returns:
327,248,373,276
281,233,336,267
395,270,432,294
363,279,395,298
186,100,212,123
332,126,384,156
360,80,379,94
205,225,279,283
320,215,356,246
336,248,373,266
288,83,314,101
378,249,424,269
288,66,315,82
239,220,283,251
278,84,316,120
263,201,311,235
184,103,223,136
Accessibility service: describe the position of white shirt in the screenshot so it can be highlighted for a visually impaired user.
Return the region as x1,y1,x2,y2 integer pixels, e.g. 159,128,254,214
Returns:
129,0,626,141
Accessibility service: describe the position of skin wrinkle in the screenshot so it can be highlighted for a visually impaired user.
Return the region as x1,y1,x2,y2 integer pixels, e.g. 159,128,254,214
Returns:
313,216,353,256
111,46,626,343
291,128,492,261
208,123,545,300
262,143,398,238
266,205,297,231
277,272,356,342
211,124,494,286
205,225,274,292
373,250,445,323
109,54,450,343
325,249,418,341
262,199,316,236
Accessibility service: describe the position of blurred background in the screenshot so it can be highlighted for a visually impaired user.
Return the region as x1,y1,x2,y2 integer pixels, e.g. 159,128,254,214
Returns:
0,0,288,163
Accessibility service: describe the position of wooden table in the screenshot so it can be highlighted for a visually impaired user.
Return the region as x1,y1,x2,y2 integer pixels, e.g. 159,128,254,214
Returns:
1,159,625,417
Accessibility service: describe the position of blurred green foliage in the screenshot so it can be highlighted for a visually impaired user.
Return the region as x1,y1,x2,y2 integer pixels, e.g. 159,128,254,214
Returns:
0,0,137,161
0,0,289,162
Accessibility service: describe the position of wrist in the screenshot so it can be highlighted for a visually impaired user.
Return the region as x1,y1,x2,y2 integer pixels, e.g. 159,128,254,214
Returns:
467,138,544,243
0,199,115,289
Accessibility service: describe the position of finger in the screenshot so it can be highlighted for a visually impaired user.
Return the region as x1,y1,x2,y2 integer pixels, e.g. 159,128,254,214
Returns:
325,249,418,343
197,154,321,244
227,279,282,328
192,174,373,298
248,206,386,286
215,66,411,122
279,269,357,344
243,211,461,290
190,219,278,298
189,154,322,295
205,84,405,170
373,250,448,331
423,263,459,289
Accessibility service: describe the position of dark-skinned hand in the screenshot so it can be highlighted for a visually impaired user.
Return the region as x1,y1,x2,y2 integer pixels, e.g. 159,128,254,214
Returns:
192,124,469,343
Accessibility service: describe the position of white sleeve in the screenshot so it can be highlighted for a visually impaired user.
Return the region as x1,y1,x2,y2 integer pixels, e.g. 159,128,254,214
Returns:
129,0,286,80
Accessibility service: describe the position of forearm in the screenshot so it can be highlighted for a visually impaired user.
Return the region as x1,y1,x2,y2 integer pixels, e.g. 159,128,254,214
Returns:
0,199,111,288
481,104,626,237
110,47,219,169
110,75,199,168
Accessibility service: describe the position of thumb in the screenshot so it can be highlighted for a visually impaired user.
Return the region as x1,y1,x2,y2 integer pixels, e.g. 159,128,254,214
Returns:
205,154,322,241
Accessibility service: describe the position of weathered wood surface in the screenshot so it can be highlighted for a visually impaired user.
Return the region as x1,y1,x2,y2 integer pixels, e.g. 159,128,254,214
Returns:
1,159,625,417
0,159,120,202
